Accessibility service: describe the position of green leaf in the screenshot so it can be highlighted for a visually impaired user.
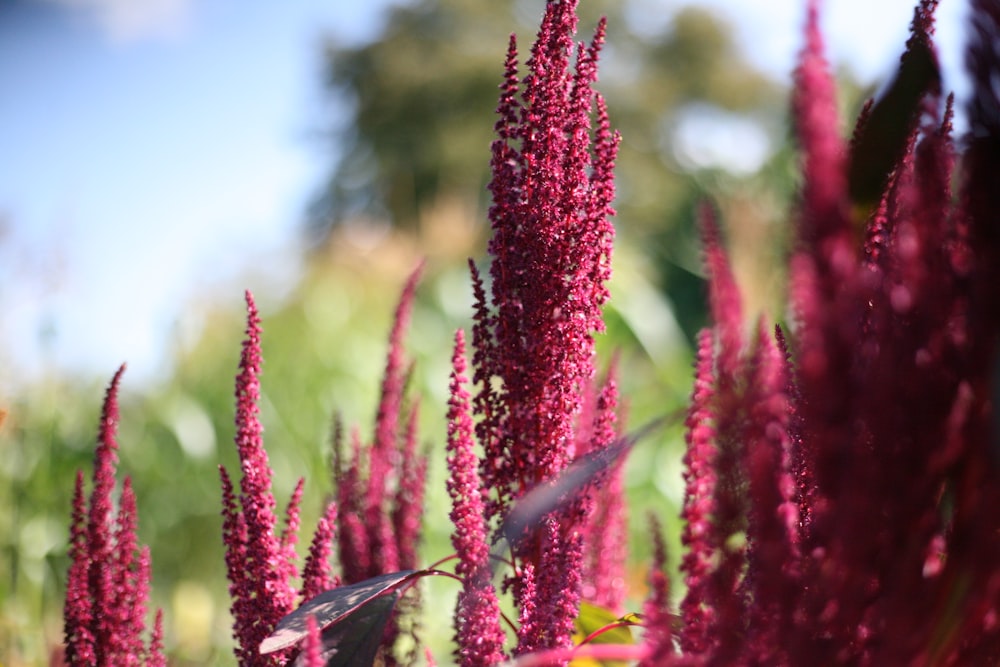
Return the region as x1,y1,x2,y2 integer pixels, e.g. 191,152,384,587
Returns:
571,602,637,667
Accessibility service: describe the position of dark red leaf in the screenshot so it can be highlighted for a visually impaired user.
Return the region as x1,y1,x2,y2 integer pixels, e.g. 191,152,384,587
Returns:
260,569,418,656
497,417,671,551
291,592,399,667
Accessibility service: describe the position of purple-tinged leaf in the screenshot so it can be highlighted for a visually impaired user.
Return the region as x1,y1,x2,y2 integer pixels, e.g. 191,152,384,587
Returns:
260,569,418,655
497,417,672,552
290,593,398,667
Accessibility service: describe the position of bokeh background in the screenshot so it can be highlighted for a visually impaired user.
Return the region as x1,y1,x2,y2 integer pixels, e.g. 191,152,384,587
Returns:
0,0,972,663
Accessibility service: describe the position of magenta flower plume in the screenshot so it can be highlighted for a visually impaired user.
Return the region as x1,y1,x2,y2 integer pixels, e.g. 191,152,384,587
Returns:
467,0,621,656
334,428,371,583
476,0,618,518
446,329,506,667
300,501,340,603
147,611,166,667
738,320,797,662
300,615,323,667
666,1,1000,663
639,516,673,666
65,471,95,666
336,264,427,586
392,403,427,573
578,364,628,612
63,365,163,666
220,291,299,666
320,266,429,665
677,328,717,655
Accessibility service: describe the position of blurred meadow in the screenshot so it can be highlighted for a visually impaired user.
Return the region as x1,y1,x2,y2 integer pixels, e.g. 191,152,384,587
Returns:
0,0,968,663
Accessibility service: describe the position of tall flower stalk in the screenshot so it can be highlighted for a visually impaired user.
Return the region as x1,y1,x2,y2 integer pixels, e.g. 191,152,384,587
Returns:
63,366,165,667
463,0,622,658
220,292,345,667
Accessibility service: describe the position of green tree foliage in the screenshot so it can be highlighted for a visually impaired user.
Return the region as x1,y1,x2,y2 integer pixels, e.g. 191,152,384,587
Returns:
308,0,783,242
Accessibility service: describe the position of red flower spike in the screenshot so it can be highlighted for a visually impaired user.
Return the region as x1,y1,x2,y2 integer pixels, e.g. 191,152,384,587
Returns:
367,264,423,536
301,615,323,667
301,501,340,603
111,478,147,663
740,322,797,662
475,0,619,653
63,366,161,665
792,0,849,248
148,610,166,667
316,268,428,663
678,329,717,655
579,365,628,612
699,203,743,384
221,291,297,666
64,470,95,666
87,365,126,664
479,0,617,513
335,429,371,584
447,329,507,666
640,516,673,665
392,403,426,572
664,2,1000,662
513,563,539,658
277,478,306,603
331,264,427,586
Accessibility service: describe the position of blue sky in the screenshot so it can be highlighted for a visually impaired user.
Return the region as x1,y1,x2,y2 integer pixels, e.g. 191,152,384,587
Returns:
0,0,969,389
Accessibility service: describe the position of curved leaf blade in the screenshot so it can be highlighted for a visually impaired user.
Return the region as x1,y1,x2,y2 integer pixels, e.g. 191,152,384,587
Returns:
291,592,399,667
260,569,418,655
497,417,671,552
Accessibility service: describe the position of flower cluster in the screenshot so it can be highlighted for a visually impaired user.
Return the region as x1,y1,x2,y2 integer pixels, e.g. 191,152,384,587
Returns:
219,292,338,667
451,0,624,660
332,265,427,586
328,265,428,664
220,280,427,667
63,366,165,667
644,0,1000,663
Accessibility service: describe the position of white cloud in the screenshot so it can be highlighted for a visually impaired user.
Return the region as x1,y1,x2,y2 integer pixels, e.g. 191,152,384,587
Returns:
670,104,772,174
45,0,194,43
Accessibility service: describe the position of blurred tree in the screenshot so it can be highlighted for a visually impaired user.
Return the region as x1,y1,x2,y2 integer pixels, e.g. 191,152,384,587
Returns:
308,0,783,242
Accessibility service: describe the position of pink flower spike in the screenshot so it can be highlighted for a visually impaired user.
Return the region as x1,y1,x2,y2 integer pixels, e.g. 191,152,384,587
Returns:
84,365,127,663
64,365,160,665
301,501,340,603
148,609,166,667
678,329,717,654
111,477,147,663
581,365,628,612
447,329,507,666
641,515,674,665
699,203,743,384
301,614,323,667
371,262,423,480
276,477,306,605
480,0,617,535
221,291,296,666
64,470,94,666
793,0,848,247
392,402,427,571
